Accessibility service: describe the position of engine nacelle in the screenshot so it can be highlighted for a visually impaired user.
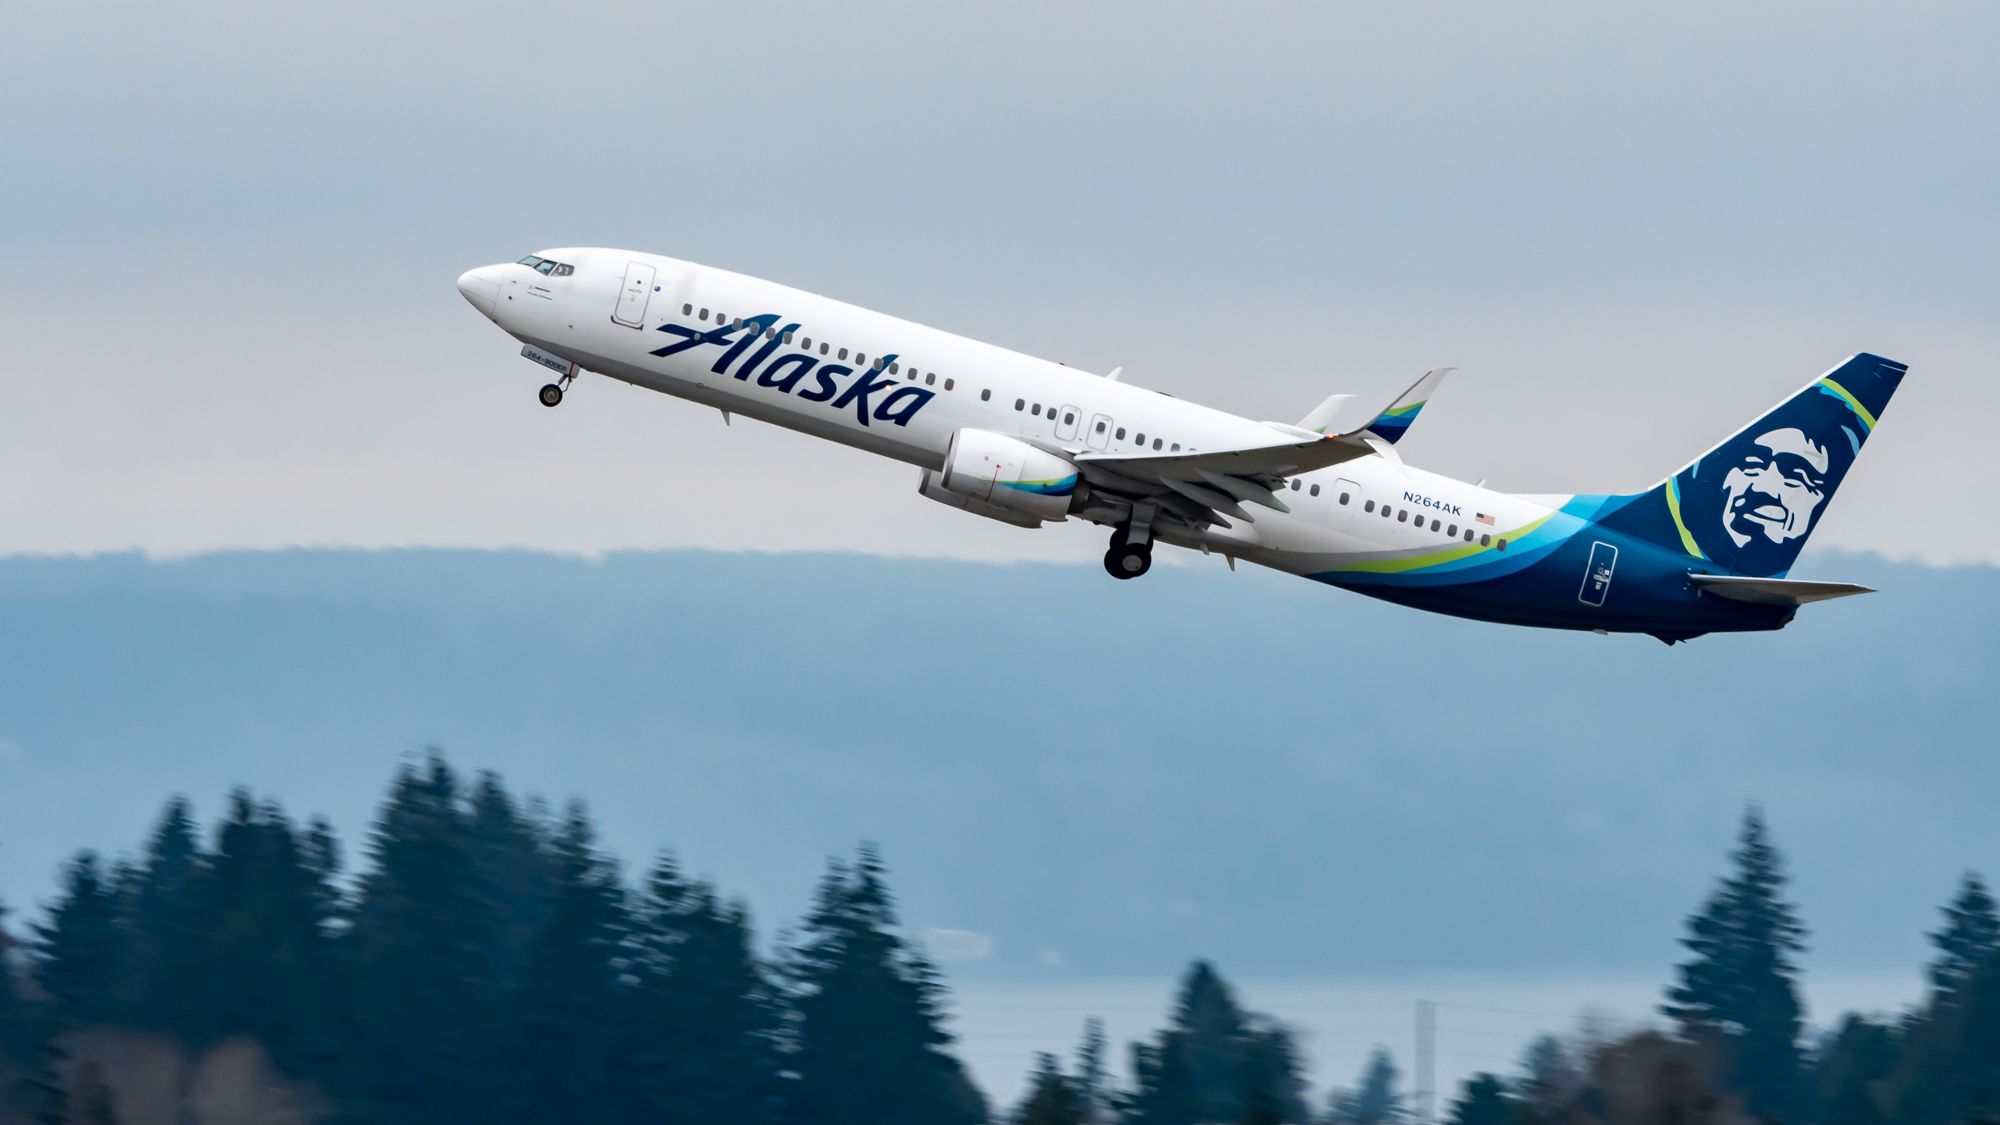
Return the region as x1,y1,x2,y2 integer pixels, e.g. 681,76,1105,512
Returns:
920,429,1081,525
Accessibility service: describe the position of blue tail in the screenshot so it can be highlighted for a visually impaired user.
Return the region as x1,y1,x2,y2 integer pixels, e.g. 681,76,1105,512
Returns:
1592,353,1907,578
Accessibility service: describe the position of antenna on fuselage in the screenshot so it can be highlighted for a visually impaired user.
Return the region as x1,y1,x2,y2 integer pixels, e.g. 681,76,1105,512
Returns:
1104,366,1123,381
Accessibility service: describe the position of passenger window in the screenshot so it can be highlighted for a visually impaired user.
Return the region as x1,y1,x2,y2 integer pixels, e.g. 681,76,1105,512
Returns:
1135,433,1146,444
926,373,936,385
857,353,867,366
1497,539,1509,551
1398,510,1408,523
1464,529,1474,542
1065,412,1076,425
1015,398,1025,411
699,308,709,320
682,303,692,315
819,343,830,356
1480,534,1491,546
1116,428,1126,440
1095,420,1106,433
1382,506,1393,518
782,332,795,344
1364,499,1375,511
1309,484,1320,496
765,328,778,341
1153,439,1163,450
1339,492,1350,505
1446,524,1456,537
980,389,991,401
1171,443,1180,451
889,362,899,374
838,348,848,360
1032,404,1042,416
944,379,954,391
1431,519,1441,532
730,317,742,329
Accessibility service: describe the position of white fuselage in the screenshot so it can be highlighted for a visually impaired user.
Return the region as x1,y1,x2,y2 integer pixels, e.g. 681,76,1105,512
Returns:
457,247,1555,578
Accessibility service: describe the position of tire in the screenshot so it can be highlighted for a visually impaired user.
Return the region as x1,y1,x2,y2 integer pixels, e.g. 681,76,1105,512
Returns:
539,383,564,408
1103,542,1152,580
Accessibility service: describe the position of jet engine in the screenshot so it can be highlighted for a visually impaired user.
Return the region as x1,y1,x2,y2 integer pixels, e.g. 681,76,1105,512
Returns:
918,429,1081,526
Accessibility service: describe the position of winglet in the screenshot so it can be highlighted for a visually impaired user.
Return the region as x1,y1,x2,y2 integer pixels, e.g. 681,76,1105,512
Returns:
1365,367,1454,445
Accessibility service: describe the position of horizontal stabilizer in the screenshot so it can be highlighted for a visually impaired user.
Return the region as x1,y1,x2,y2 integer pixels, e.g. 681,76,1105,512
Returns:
1689,574,1875,606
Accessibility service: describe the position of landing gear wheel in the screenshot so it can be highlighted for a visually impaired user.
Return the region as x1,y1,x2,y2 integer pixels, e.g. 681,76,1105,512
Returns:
539,383,565,408
1104,541,1152,580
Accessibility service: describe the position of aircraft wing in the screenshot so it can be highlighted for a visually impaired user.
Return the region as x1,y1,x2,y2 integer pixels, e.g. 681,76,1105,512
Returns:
1071,429,1376,524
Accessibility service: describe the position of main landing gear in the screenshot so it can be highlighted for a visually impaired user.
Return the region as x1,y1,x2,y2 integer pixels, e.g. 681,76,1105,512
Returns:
1103,503,1157,581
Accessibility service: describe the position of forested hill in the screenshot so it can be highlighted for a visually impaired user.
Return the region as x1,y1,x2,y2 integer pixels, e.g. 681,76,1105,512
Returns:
0,548,1993,976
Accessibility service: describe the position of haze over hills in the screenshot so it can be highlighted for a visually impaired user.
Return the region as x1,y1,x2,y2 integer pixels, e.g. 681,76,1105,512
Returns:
0,548,1991,981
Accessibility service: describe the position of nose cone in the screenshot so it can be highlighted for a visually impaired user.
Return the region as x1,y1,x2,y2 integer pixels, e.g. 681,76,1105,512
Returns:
456,266,502,318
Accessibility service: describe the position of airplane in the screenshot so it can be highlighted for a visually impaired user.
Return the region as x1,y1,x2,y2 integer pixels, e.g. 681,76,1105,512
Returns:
456,248,1905,644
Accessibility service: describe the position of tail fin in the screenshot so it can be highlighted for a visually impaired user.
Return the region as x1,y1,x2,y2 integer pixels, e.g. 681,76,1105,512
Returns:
1596,353,1907,577
1363,367,1453,444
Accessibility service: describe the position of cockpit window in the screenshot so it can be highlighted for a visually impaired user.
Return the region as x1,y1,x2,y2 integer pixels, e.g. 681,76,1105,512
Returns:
516,255,573,277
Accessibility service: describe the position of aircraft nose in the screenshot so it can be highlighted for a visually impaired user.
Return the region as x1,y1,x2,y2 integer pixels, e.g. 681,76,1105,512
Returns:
456,266,502,318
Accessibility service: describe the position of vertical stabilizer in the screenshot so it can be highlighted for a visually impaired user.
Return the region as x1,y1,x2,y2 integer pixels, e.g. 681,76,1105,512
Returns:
1594,353,1907,577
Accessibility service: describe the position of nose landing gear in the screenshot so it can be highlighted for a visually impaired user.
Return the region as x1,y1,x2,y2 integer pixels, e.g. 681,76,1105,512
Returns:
538,367,578,408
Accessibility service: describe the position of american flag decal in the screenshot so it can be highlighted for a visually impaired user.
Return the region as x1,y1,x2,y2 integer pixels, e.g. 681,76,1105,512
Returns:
1475,513,1496,526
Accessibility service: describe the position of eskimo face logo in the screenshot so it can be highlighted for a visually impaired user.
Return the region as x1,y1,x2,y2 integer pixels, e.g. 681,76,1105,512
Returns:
1718,427,1829,549
646,313,933,428
1680,387,1865,575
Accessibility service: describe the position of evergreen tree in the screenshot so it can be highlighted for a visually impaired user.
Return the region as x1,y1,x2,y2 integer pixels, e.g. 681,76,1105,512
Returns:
1445,1073,1514,1125
1661,806,1808,1122
1073,1016,1108,1122
1811,1015,1896,1125
1124,962,1308,1125
1013,1053,1087,1125
33,853,124,1028
1928,872,1999,1006
1327,1048,1403,1125
1885,952,2000,1125
1124,1038,1196,1125
113,797,207,1039
465,771,554,992
624,853,781,1125
788,845,987,1125
341,754,505,1122
0,896,39,1121
1514,1034,1575,1122
194,791,345,1079
496,801,629,1125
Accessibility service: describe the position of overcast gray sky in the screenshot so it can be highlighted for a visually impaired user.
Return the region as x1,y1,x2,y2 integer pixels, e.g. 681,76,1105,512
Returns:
5,1,1994,565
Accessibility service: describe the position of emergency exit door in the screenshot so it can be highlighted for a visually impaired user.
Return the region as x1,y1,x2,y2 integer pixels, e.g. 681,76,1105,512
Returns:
612,262,656,327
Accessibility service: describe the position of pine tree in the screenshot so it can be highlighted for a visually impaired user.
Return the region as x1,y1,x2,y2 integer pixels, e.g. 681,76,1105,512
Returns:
1012,1053,1087,1125
1073,1016,1108,1121
499,801,629,1125
625,853,781,1125
0,896,39,1122
194,791,345,1080
1515,1034,1575,1122
341,754,505,1122
33,853,125,1028
788,845,987,1125
1811,1014,1896,1125
1327,1048,1404,1125
114,797,207,1040
1445,1073,1514,1125
1928,872,1999,1006
1123,962,1307,1125
1661,806,1808,1122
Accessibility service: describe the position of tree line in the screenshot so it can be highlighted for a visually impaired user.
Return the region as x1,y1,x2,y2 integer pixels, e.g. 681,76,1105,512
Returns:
0,759,1995,1124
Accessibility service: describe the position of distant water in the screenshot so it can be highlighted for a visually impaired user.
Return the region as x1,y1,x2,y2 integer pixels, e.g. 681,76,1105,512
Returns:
951,970,1923,1111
